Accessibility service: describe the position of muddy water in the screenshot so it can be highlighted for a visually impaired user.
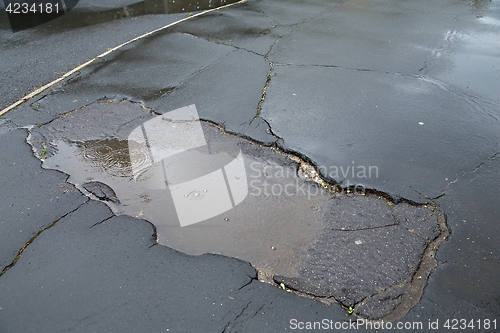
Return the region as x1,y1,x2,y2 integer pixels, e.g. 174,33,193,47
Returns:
40,127,329,278
42,144,326,278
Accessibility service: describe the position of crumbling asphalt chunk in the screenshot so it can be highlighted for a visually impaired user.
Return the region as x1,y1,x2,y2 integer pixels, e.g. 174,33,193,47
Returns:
274,195,442,319
276,222,426,307
83,181,120,204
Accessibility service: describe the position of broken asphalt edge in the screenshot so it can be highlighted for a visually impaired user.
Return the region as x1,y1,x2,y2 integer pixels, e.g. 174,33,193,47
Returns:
206,119,451,321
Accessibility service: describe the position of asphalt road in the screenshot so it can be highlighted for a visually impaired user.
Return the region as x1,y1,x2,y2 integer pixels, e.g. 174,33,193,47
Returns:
1,0,499,332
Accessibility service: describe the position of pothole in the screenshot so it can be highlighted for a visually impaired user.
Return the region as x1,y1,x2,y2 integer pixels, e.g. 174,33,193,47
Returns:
27,99,448,320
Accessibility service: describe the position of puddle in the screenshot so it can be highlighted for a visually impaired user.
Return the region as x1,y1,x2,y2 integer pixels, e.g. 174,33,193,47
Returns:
56,133,327,277
3,0,242,32
27,100,447,319
80,139,137,177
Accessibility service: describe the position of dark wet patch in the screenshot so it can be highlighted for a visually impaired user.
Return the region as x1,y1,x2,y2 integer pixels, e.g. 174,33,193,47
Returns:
168,4,277,53
26,100,447,320
3,0,242,32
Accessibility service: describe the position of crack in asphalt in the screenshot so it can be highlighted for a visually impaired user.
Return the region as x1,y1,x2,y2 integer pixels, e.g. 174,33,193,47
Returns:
151,48,238,100
234,301,251,321
253,16,316,120
0,198,89,278
222,301,252,333
274,62,412,77
409,186,446,204
257,117,282,143
89,215,114,229
180,31,267,57
469,152,499,174
260,64,498,124
238,275,257,291
251,304,265,318
327,222,400,232
441,151,500,194
255,39,277,117
13,96,112,130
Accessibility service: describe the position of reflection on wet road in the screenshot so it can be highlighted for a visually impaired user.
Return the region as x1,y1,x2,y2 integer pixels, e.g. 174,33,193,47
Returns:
9,0,239,31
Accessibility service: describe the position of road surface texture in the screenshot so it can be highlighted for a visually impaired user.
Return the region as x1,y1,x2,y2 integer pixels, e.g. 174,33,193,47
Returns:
0,0,499,332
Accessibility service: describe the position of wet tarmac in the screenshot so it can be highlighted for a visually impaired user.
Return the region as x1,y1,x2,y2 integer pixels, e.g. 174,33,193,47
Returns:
1,0,499,331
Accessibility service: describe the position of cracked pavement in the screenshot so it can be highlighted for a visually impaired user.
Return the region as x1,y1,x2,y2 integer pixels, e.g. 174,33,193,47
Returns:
1,0,499,332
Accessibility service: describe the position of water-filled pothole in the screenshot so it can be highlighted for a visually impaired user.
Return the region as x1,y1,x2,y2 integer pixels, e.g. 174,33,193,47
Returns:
27,99,447,320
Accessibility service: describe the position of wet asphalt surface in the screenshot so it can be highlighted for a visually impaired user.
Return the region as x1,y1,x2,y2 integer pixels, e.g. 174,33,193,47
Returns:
1,0,499,332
